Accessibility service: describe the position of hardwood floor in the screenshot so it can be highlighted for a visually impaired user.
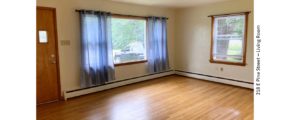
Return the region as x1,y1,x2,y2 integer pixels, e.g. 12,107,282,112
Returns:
37,75,253,120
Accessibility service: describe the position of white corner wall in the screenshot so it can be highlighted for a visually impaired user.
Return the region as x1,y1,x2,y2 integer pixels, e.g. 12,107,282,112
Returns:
174,0,254,83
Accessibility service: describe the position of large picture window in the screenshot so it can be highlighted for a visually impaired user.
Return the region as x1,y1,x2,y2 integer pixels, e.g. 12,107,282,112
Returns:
111,16,147,65
210,13,249,66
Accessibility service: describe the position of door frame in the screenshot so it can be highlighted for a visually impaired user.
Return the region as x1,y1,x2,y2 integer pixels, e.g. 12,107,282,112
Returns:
37,6,61,103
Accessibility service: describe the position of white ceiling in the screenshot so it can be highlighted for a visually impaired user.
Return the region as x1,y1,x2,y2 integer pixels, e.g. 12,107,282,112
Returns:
110,0,235,8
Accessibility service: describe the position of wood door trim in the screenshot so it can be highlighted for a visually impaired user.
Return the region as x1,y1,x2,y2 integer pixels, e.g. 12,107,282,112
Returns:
37,6,62,103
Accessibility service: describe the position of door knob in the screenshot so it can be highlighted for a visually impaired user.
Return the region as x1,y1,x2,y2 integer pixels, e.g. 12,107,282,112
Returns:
49,54,57,64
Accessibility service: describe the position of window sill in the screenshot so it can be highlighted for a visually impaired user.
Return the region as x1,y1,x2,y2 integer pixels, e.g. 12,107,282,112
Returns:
114,60,147,66
209,60,246,66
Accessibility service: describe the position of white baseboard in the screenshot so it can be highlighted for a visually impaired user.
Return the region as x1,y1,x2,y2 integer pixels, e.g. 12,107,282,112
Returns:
175,71,253,89
64,71,175,100
64,70,252,100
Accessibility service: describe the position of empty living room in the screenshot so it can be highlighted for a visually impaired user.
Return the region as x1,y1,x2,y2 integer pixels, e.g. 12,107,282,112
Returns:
36,0,254,119
1,0,290,120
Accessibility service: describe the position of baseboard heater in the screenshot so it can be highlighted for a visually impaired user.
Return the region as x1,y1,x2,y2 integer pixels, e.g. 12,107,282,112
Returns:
175,70,253,89
64,70,175,100
64,69,253,100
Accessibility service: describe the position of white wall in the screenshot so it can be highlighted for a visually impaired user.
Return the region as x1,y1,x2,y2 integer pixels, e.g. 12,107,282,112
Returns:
37,0,253,95
174,0,254,83
37,0,176,94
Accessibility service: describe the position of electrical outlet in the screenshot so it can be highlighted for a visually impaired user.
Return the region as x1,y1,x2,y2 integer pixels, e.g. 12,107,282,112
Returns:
220,67,223,71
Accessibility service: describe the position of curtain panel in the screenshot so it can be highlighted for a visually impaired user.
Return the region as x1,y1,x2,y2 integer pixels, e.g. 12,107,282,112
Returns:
147,17,170,73
79,10,115,88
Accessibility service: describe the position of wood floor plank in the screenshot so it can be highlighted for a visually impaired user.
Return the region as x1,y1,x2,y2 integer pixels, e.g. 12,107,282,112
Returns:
37,75,253,120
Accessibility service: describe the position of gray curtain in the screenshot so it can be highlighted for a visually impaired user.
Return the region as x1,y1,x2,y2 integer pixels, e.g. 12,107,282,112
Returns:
147,17,170,73
79,10,115,88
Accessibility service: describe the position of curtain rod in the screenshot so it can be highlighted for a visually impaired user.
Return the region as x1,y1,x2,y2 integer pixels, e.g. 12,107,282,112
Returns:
208,11,251,17
75,9,169,20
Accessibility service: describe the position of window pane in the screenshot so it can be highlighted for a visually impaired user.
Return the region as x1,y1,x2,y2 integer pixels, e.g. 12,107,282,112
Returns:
39,30,48,43
213,15,245,63
112,17,146,64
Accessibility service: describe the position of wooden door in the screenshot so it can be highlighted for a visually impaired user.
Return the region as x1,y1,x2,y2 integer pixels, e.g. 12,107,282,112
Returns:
37,7,60,104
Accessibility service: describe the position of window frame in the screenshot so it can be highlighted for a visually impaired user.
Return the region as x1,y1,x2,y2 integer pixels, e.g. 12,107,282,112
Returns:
111,15,148,66
209,12,249,66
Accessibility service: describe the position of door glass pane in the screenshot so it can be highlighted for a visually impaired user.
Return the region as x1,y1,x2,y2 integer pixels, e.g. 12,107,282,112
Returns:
39,30,48,43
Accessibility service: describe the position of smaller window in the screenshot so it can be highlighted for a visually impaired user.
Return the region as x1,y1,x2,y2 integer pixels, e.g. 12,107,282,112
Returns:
210,13,249,66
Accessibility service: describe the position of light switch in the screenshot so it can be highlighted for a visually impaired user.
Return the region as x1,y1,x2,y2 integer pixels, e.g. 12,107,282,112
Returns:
61,40,70,46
